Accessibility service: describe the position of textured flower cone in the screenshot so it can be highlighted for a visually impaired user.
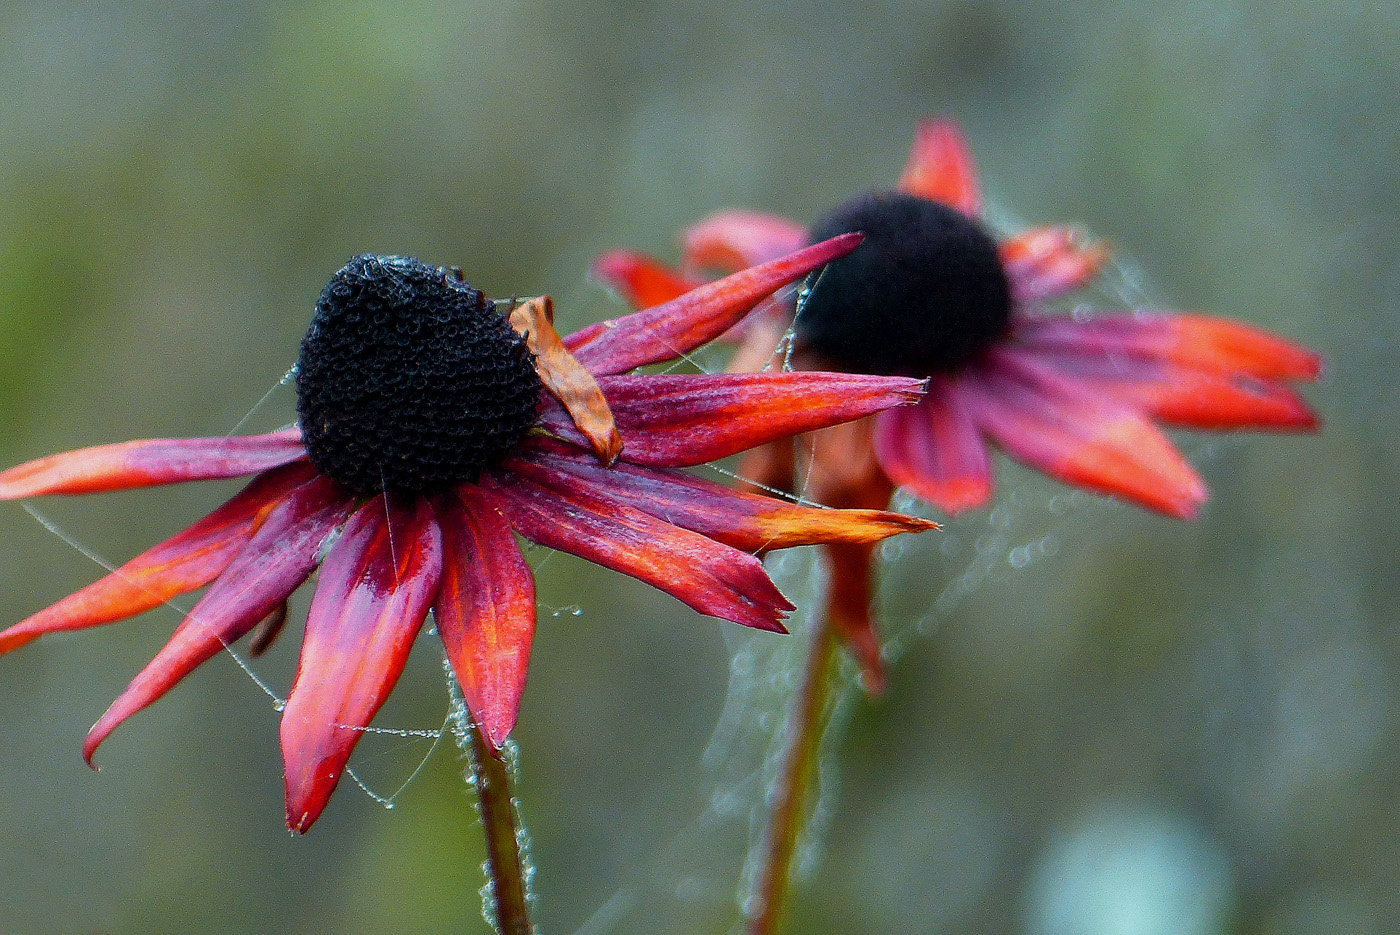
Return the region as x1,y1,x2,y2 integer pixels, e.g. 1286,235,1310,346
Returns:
0,239,937,832
594,116,1322,685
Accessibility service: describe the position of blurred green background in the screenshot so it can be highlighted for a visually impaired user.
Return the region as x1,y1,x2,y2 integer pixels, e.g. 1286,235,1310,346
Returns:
0,1,1395,933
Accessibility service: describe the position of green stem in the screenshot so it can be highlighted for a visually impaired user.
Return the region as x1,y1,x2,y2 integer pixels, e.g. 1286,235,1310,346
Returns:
466,721,535,935
747,615,840,935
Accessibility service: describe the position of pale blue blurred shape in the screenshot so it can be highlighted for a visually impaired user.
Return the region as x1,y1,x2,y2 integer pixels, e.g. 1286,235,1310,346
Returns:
1027,801,1234,935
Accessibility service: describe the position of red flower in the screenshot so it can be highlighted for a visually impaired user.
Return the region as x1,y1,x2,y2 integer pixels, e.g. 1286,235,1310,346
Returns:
0,243,934,832
595,118,1321,685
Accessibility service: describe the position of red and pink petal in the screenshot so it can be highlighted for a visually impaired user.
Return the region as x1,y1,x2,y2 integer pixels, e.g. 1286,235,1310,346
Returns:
591,250,704,310
538,371,926,468
281,494,443,833
0,429,306,500
872,382,994,515
485,469,794,633
681,210,808,274
999,226,1110,304
896,117,983,217
508,438,934,553
434,486,537,753
961,354,1207,519
83,474,354,765
1017,313,1323,381
0,462,316,656
566,234,863,376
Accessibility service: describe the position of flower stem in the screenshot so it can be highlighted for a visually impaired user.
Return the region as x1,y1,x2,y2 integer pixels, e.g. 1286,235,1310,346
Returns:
747,614,840,935
466,723,535,935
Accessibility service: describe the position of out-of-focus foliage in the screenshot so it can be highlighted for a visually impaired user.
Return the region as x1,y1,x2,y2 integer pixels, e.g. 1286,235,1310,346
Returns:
0,1,1394,934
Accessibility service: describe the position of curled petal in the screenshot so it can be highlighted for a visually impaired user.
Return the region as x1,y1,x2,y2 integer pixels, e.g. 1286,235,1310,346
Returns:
592,250,704,309
510,296,622,464
508,438,935,554
872,382,994,515
282,494,443,833
84,475,354,765
1018,345,1319,430
0,429,307,499
539,372,926,468
961,354,1207,518
485,469,794,632
565,234,864,376
435,486,536,752
0,462,316,656
824,541,887,695
681,210,808,273
999,226,1110,304
897,117,983,216
1017,312,1323,381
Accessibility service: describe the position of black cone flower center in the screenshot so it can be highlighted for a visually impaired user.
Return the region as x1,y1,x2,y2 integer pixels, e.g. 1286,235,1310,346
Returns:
296,254,541,494
798,191,1012,376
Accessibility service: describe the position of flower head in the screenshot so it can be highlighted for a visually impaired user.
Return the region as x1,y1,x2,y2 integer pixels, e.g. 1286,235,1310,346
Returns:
0,241,934,832
595,118,1322,685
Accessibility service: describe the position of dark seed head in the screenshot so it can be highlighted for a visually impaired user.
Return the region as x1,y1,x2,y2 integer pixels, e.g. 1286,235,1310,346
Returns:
798,191,1012,376
295,254,541,494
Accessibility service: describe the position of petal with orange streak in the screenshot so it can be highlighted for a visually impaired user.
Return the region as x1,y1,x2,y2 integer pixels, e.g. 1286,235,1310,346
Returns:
872,381,994,515
681,210,808,273
83,474,354,765
1016,313,1323,381
592,250,704,309
0,428,307,499
281,494,442,833
506,439,935,554
1017,345,1320,430
0,461,316,656
434,485,536,753
999,226,1110,304
538,371,926,468
896,117,983,216
962,355,1207,519
565,234,863,376
485,470,793,633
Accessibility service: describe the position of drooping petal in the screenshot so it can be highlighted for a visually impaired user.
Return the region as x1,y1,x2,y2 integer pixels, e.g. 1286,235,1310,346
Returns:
896,117,983,216
565,234,864,376
798,420,896,689
485,470,794,632
1016,312,1323,381
872,381,994,515
83,474,354,765
0,461,316,656
592,250,704,309
281,494,443,833
960,353,1207,518
537,371,926,468
1017,344,1319,430
681,210,808,273
509,296,622,464
999,226,1110,304
0,428,307,499
434,486,536,752
507,438,935,554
